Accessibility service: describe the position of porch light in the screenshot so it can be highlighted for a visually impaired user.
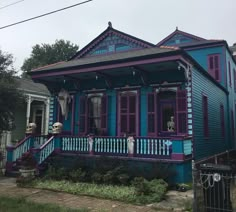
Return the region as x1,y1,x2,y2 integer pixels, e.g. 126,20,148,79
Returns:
132,70,136,76
96,75,98,80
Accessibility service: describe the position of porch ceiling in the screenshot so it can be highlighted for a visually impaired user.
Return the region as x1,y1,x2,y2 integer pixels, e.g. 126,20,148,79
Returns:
34,60,186,92
35,60,186,92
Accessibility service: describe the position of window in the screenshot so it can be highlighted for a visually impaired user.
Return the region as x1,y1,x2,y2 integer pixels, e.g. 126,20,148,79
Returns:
147,93,156,136
119,91,137,136
203,95,209,137
208,54,220,81
220,105,225,138
79,94,107,135
228,61,232,87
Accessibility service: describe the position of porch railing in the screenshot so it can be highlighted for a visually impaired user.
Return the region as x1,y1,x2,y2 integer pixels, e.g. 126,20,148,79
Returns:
37,136,55,164
136,138,172,157
61,136,89,152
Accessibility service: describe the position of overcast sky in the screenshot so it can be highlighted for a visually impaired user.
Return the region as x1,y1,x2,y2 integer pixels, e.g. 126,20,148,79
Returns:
0,0,235,74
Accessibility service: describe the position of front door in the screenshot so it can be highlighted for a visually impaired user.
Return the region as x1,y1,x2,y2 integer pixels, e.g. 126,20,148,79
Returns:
118,91,138,136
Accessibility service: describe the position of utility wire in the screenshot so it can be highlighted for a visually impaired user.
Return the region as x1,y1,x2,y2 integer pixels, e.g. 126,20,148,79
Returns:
0,0,92,30
0,0,24,10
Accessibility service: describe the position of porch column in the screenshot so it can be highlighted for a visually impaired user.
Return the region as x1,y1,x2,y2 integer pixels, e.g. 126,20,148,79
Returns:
44,98,50,135
26,95,32,126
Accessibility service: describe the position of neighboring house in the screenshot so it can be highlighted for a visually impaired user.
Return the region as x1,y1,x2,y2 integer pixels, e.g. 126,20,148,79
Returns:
6,23,236,183
1,78,50,170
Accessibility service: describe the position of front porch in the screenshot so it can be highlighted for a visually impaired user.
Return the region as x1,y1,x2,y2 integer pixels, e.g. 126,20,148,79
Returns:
6,134,192,177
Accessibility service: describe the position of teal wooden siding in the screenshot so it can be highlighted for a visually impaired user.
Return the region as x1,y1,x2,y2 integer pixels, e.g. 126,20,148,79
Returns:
107,90,116,136
187,46,225,87
225,49,236,148
192,67,230,160
163,34,195,46
140,87,152,136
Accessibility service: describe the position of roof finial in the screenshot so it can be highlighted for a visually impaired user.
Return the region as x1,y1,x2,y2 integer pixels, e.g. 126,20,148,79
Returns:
176,26,178,30
108,21,113,28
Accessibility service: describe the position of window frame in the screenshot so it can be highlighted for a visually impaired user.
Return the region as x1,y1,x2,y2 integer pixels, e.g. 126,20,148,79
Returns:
207,54,220,82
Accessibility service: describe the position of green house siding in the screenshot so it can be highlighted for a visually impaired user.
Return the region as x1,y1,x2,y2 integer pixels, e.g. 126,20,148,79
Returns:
12,106,27,142
192,68,229,160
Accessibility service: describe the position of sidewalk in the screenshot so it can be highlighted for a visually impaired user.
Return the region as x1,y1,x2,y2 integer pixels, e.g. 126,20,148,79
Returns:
0,177,192,212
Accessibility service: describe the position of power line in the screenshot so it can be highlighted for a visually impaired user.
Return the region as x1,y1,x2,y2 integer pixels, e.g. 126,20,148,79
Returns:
0,0,24,10
0,0,93,30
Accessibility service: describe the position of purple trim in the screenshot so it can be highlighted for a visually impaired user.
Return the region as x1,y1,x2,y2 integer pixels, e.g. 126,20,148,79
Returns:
54,148,61,154
202,94,209,138
10,135,32,149
74,27,154,59
207,54,221,82
171,153,185,160
40,136,54,149
6,162,13,172
31,55,183,79
156,29,205,47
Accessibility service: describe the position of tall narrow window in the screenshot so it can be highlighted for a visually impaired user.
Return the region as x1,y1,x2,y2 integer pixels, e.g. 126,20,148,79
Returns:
176,89,187,134
228,61,232,87
203,95,209,137
119,91,137,136
79,96,87,135
208,54,220,82
147,93,157,136
220,105,225,138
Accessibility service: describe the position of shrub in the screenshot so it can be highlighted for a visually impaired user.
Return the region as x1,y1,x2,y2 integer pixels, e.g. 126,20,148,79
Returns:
117,174,130,185
103,171,115,184
68,169,87,182
44,165,67,180
132,177,151,195
91,172,103,184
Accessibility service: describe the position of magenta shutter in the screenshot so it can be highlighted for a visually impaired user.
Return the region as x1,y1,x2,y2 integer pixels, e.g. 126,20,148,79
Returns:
176,90,187,134
208,54,220,82
220,105,225,138
128,95,136,135
79,96,87,135
203,95,209,137
120,96,128,134
101,94,108,133
147,92,157,136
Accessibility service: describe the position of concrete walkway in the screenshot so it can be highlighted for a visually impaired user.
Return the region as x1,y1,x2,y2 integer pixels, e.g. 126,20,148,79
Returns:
0,177,192,212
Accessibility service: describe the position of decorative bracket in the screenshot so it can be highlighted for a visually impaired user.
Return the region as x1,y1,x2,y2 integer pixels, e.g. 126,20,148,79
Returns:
96,72,112,89
132,66,149,86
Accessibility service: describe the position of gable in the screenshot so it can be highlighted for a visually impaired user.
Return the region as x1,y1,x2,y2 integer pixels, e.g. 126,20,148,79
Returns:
71,24,154,59
157,29,206,47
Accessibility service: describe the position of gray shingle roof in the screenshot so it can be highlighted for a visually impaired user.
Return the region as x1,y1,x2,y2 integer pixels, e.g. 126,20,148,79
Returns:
31,47,177,73
15,78,50,96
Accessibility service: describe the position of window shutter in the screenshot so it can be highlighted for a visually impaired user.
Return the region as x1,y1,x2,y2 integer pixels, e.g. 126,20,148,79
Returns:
101,94,108,134
120,96,128,134
79,95,87,135
208,55,220,82
128,95,136,135
208,56,215,79
176,89,187,134
147,92,157,136
202,95,209,137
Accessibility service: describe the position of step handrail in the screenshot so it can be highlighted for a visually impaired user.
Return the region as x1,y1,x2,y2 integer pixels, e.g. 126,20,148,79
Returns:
37,136,55,164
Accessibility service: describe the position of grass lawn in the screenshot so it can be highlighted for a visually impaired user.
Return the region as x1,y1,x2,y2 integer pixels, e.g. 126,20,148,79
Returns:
32,179,167,204
0,196,90,212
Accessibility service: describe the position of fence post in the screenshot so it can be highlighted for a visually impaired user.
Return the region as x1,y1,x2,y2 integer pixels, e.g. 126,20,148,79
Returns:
192,160,197,212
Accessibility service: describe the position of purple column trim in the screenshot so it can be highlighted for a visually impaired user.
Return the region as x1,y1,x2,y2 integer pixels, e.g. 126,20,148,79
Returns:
6,162,13,172
171,153,185,160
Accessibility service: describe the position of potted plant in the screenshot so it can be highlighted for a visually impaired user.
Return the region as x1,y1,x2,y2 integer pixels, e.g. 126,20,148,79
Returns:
19,152,37,177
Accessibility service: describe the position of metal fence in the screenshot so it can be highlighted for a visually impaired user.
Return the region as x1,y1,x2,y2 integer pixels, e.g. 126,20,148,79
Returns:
193,155,236,212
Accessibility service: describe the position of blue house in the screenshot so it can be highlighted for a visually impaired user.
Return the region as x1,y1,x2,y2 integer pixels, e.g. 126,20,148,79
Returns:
6,23,236,183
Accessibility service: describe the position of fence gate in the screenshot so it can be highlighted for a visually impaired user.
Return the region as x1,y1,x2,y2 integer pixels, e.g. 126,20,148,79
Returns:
194,163,236,212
